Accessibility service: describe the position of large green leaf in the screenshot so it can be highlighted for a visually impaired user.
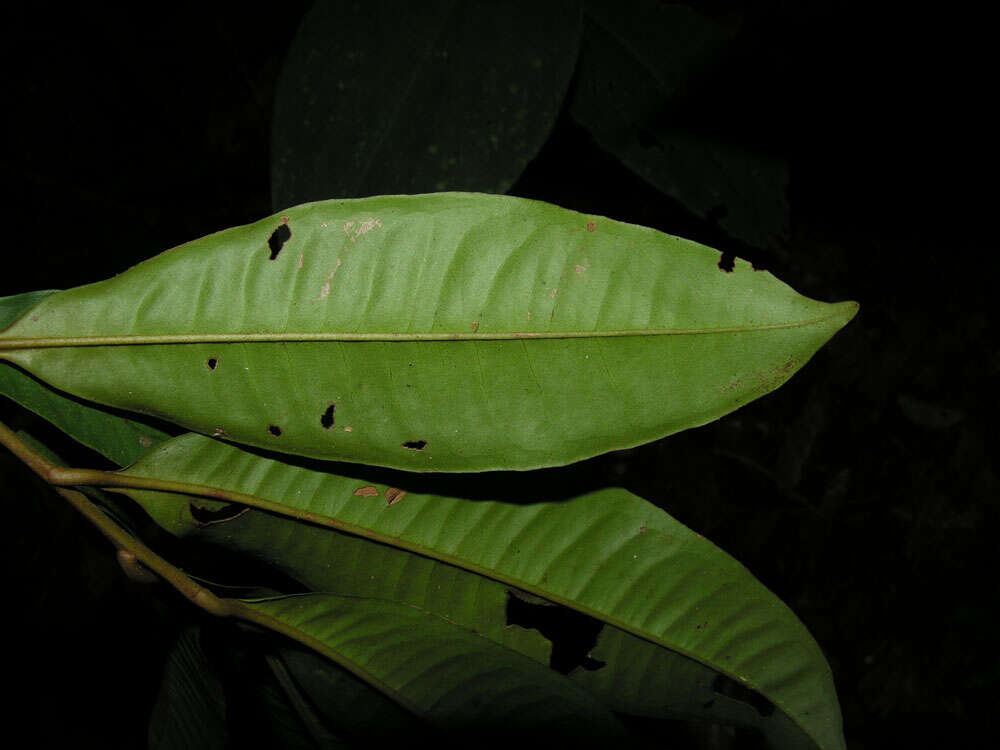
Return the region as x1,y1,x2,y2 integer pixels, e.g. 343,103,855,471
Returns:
271,1,581,208
147,485,821,748
0,193,856,471
1,291,171,466
119,433,844,749
236,593,630,744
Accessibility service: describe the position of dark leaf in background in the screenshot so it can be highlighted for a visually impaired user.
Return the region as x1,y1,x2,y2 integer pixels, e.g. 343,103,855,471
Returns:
277,644,424,743
570,0,788,249
149,626,228,750
271,0,582,208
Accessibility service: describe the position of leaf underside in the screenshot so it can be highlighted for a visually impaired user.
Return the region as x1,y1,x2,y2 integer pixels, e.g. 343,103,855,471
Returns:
239,593,630,744
122,432,844,749
0,193,856,472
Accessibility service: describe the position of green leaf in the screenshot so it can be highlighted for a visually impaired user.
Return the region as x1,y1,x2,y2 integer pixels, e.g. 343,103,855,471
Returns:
148,626,228,750
176,499,552,663
271,1,581,208
237,593,630,743
570,1,788,248
128,465,819,746
119,433,845,749
0,193,856,472
274,645,425,744
1,291,171,467
571,626,814,749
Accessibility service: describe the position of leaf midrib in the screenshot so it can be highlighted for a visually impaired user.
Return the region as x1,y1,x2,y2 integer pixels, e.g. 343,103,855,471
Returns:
0,308,853,349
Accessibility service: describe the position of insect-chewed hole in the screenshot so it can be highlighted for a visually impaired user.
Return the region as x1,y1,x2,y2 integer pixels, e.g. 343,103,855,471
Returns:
268,424,282,437
268,223,292,260
402,440,427,451
717,252,735,273
206,357,218,371
320,404,336,429
505,591,605,674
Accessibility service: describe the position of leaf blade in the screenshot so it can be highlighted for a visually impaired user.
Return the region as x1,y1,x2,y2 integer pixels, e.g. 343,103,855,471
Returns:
0,194,856,471
235,593,630,743
1,291,172,466
120,433,845,749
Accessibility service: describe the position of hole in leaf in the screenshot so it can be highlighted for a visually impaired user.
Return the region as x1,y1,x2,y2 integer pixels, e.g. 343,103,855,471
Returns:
268,425,282,437
717,252,735,273
189,502,248,526
505,591,606,674
268,223,291,260
320,404,336,429
712,674,775,717
402,440,427,451
206,358,218,371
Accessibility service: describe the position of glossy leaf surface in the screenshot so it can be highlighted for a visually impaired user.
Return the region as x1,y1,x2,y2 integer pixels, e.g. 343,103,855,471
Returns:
121,433,844,749
0,193,856,471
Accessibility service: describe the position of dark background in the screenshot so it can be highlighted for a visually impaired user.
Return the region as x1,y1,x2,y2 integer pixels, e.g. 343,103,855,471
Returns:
1,2,994,747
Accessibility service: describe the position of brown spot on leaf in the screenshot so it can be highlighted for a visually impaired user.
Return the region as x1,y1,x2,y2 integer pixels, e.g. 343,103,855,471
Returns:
385,488,407,506
212,427,228,437
470,320,479,332
138,436,153,448
639,524,647,535
353,486,379,498
586,221,596,232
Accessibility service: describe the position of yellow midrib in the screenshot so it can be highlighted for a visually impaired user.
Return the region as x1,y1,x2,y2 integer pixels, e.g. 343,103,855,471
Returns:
0,308,855,349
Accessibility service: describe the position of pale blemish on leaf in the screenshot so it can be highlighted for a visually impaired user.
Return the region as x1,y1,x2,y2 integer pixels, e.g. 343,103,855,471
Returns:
385,487,407,506
353,486,379,498
316,258,343,300
550,287,558,298
343,217,382,243
343,426,353,433
574,258,590,276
